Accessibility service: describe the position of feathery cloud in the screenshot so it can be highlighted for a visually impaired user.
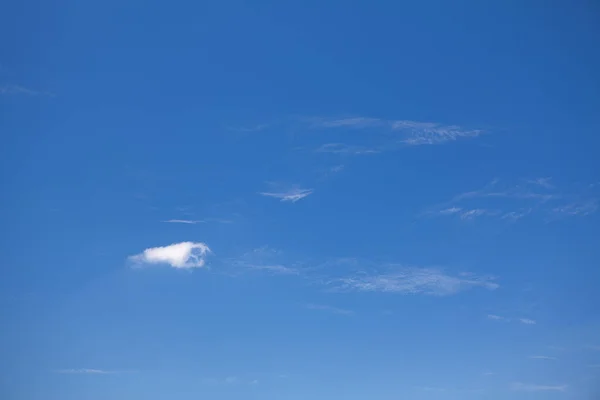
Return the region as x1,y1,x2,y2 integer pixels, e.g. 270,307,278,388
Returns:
519,318,536,325
552,199,598,216
162,219,205,224
315,143,379,155
0,84,54,96
201,376,257,385
54,369,118,374
510,382,567,392
229,246,300,276
330,267,498,296
247,264,299,275
487,314,510,322
392,120,483,145
305,303,354,316
128,242,211,269
260,186,313,202
529,355,557,360
426,178,600,222
307,117,483,145
308,117,383,129
460,209,488,220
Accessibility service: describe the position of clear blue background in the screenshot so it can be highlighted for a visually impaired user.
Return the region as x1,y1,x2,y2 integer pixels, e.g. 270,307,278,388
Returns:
1,1,599,399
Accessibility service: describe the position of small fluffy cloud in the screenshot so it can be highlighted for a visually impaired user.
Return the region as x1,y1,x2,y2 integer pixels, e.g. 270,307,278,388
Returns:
510,383,567,392
129,242,211,269
260,186,313,202
331,267,498,296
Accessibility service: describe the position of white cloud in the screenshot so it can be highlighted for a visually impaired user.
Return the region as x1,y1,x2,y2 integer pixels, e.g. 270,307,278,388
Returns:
529,355,557,360
229,246,300,276
315,143,379,155
460,209,488,219
526,177,554,189
308,117,483,146
128,242,211,269
510,382,567,392
552,199,598,216
247,264,299,275
162,219,205,224
392,120,483,145
519,318,536,325
54,369,116,374
308,117,383,129
0,84,54,96
487,314,510,322
331,267,498,296
201,376,258,385
305,303,354,316
501,209,531,221
260,186,313,202
439,207,462,215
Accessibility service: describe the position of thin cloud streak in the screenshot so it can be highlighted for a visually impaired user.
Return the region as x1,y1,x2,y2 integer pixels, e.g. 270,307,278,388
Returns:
529,355,557,360
305,304,354,316
54,369,119,374
0,84,54,96
487,314,510,322
315,143,379,155
519,318,536,325
162,219,205,224
260,187,313,202
510,382,567,392
330,267,498,296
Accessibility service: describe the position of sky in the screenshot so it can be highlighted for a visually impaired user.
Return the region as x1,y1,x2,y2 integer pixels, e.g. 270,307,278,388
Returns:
1,1,600,399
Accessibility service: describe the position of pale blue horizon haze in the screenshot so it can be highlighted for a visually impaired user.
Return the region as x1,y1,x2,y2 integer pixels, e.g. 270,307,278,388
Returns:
1,1,600,399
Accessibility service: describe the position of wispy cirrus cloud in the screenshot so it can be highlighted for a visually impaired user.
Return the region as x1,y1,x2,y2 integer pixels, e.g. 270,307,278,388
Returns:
162,219,205,224
306,116,484,154
529,355,557,360
427,178,599,222
486,315,538,325
128,242,211,269
315,143,379,155
54,369,121,374
201,376,258,385
510,382,567,392
519,318,536,325
0,84,54,96
552,199,598,217
487,314,510,322
308,117,383,129
307,117,483,145
391,120,483,146
329,267,498,296
305,303,354,316
228,246,300,276
260,184,313,202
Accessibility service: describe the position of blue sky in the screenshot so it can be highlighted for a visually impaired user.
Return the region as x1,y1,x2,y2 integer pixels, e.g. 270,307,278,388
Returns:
1,1,600,399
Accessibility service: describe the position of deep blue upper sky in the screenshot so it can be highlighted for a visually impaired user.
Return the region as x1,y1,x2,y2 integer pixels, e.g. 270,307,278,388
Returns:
1,1,600,399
